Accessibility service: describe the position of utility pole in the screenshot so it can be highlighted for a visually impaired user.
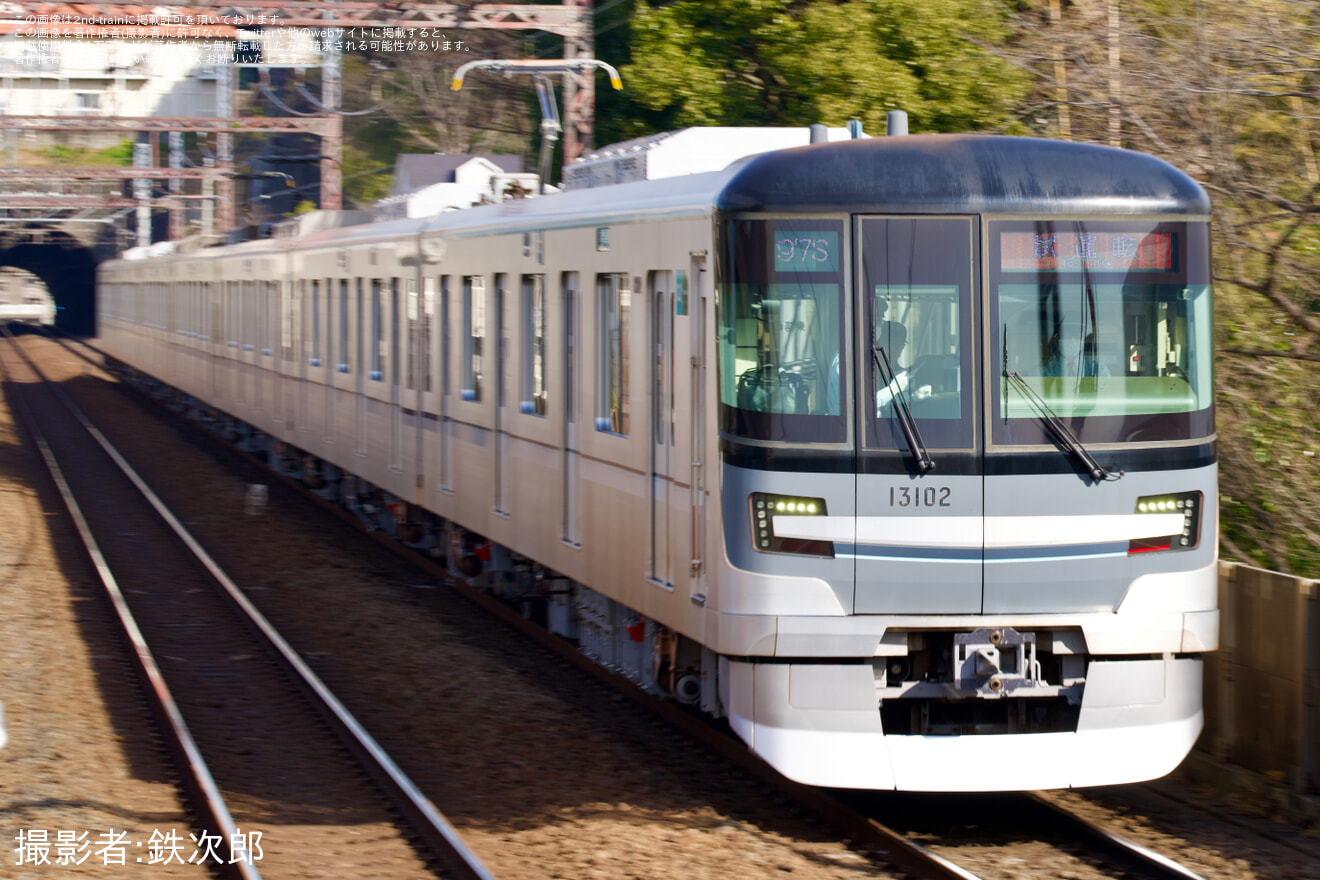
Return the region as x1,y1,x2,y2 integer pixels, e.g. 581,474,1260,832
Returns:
561,0,596,163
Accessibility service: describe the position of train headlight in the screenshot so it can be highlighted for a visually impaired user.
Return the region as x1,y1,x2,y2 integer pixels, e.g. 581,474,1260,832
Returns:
750,493,833,557
1129,491,1202,554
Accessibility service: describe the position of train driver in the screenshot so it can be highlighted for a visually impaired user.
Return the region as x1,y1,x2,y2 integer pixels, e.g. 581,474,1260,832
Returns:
875,320,915,413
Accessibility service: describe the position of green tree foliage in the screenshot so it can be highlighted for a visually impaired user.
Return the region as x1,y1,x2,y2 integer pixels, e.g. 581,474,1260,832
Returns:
46,139,135,166
340,143,392,207
617,0,1030,135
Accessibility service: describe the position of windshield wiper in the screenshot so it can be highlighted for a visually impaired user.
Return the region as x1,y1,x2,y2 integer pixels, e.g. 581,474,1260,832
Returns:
1001,326,1120,482
873,343,934,473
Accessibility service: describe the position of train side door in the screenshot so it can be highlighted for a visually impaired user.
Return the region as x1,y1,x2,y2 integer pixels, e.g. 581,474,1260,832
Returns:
208,281,219,400
327,277,343,446
255,279,266,414
297,279,309,433
561,272,581,546
853,216,983,614
494,274,509,514
351,279,363,454
238,280,249,407
649,271,672,587
277,278,290,428
389,277,402,471
439,276,452,492
689,256,708,596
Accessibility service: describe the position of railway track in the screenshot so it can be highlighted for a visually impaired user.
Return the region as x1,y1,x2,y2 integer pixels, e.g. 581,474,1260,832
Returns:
0,327,495,880
29,328,1222,880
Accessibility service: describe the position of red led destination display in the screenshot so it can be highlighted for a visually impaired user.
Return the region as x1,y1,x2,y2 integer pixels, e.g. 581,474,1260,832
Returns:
1000,232,1175,272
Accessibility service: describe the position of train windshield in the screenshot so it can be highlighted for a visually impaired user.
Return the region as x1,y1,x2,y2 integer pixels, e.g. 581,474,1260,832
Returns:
990,220,1213,445
718,218,847,443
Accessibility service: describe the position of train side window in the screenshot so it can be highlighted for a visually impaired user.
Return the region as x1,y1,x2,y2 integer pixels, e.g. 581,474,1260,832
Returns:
462,275,484,401
423,276,435,393
390,277,400,387
563,272,577,422
356,278,365,377
370,278,383,380
311,280,321,365
343,277,353,369
520,274,546,415
406,277,417,390
439,275,450,396
266,281,276,355
596,272,630,435
229,281,239,345
243,281,251,349
283,280,296,360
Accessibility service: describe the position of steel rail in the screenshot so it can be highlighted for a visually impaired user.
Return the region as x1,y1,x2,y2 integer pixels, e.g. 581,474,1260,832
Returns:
13,331,497,880
1027,793,1208,880
0,327,260,880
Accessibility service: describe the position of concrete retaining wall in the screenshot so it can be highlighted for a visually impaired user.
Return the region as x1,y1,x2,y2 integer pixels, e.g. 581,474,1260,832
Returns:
1199,561,1318,793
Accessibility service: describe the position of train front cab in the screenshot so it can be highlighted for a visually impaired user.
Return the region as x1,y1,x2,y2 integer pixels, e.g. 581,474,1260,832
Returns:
711,141,1217,791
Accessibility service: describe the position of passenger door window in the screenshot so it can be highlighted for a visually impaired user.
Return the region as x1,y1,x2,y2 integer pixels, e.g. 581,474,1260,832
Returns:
861,217,975,451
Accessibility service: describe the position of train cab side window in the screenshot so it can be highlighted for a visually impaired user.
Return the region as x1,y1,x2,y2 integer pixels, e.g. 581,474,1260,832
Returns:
596,273,630,435
462,275,484,401
520,274,547,415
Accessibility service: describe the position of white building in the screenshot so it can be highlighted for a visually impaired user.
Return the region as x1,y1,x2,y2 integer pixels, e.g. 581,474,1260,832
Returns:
373,154,540,221
0,8,318,146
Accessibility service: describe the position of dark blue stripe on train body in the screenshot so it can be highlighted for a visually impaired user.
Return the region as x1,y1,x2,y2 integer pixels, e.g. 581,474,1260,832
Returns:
720,436,1217,476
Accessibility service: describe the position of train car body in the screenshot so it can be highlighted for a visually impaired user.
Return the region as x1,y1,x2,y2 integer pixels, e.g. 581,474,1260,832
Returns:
98,133,1217,791
0,272,55,327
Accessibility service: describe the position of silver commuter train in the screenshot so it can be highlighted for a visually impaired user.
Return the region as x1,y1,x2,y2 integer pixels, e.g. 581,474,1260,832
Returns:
0,270,56,327
97,133,1217,791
